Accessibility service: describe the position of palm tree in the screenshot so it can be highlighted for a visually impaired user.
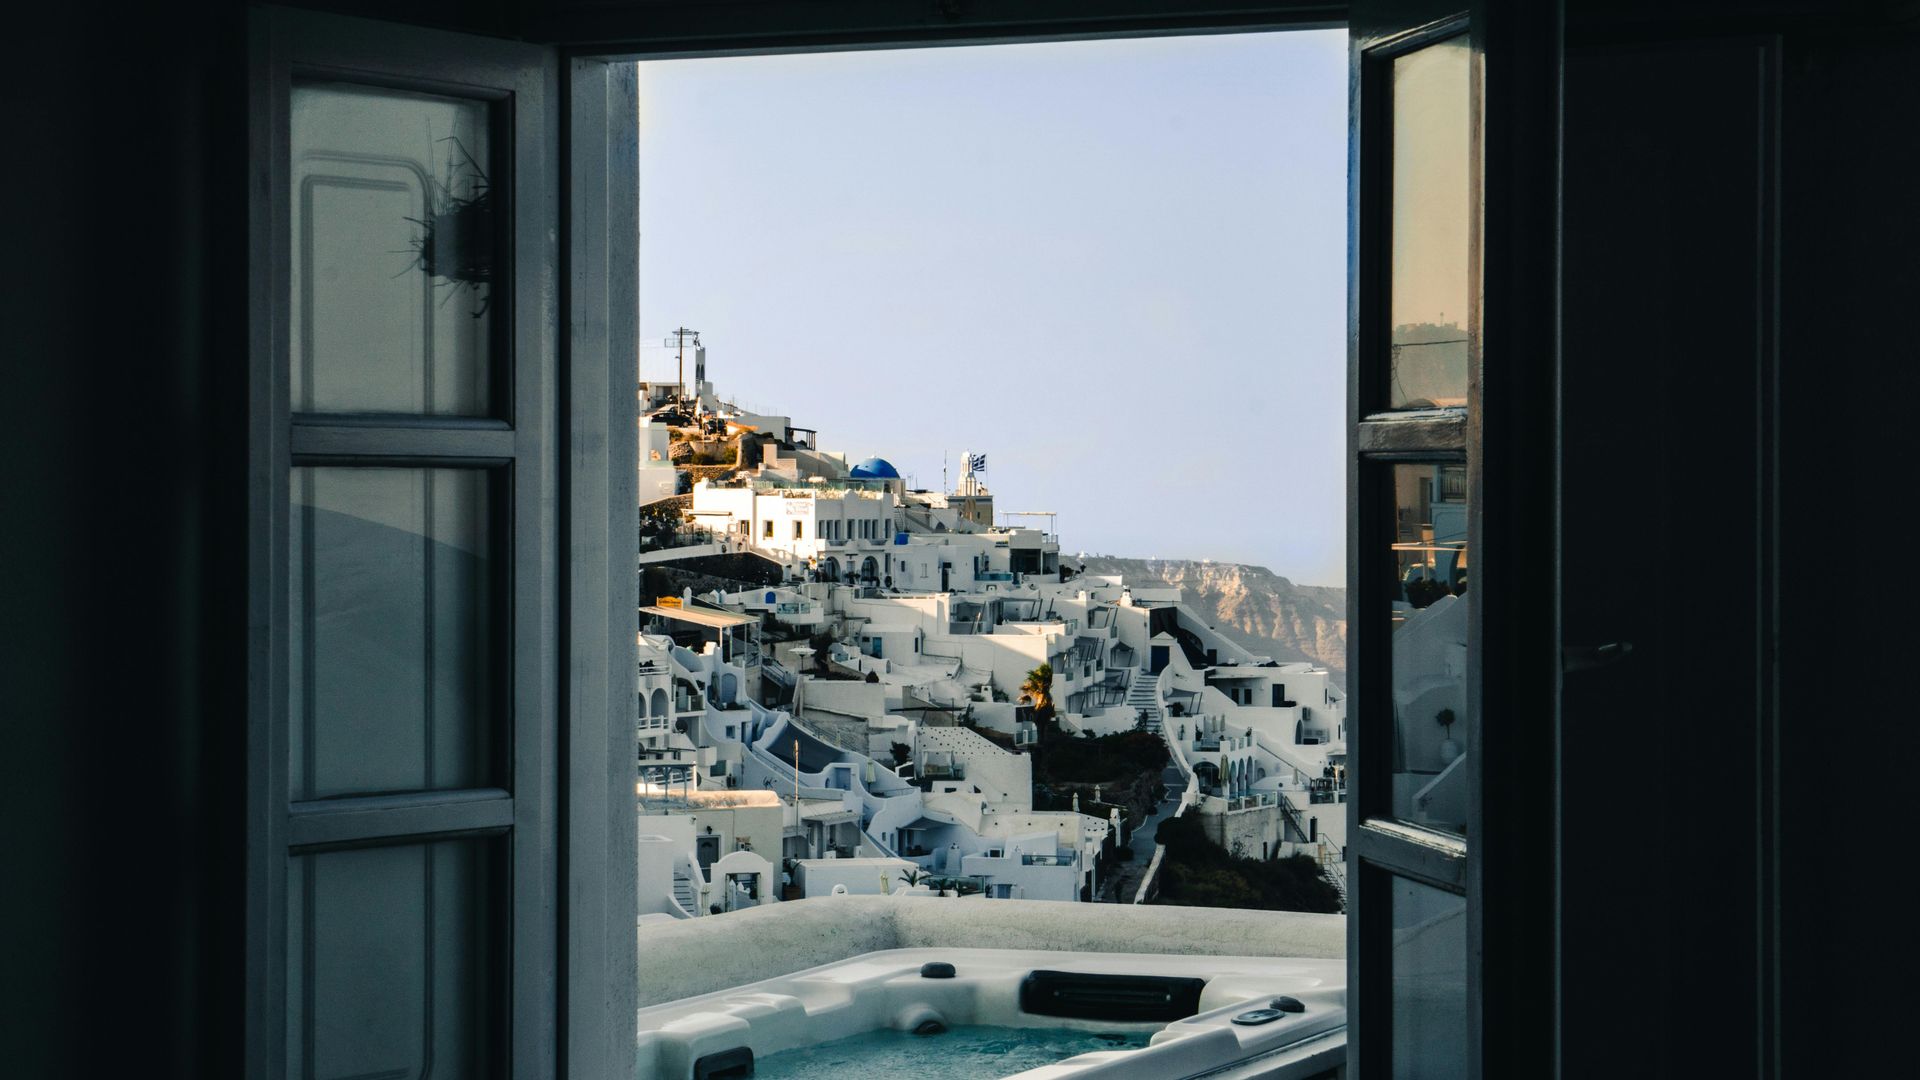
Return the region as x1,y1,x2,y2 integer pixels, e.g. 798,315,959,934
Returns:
1020,662,1055,717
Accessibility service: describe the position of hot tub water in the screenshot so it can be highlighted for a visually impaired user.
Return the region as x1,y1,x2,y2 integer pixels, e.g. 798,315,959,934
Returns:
750,1025,1153,1080
637,948,1345,1080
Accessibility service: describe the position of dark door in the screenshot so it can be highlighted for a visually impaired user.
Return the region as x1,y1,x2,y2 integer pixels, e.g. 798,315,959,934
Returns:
1558,28,1785,1076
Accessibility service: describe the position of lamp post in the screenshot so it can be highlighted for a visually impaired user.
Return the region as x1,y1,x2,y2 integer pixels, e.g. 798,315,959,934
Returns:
793,736,810,858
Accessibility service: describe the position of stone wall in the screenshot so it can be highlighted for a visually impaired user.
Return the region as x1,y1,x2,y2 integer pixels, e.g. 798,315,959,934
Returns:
1201,803,1285,861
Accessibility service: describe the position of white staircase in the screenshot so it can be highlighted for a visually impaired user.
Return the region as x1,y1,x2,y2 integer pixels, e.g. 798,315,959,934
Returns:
1126,670,1163,733
671,868,702,916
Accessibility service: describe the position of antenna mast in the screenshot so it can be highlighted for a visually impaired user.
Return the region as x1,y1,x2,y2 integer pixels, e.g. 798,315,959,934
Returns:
667,327,701,402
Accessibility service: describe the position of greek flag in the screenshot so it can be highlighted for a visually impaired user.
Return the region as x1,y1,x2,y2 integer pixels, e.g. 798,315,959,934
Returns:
966,452,987,474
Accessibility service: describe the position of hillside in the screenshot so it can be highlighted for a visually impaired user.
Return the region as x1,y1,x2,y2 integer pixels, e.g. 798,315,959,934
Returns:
1076,557,1347,689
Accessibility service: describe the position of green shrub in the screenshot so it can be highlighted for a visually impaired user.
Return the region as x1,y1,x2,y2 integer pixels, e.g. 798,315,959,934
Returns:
1034,730,1168,786
1154,814,1342,914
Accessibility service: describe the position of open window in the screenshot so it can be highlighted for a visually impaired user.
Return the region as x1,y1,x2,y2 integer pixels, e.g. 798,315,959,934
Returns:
245,3,1561,1078
249,9,565,1077
1348,15,1475,1077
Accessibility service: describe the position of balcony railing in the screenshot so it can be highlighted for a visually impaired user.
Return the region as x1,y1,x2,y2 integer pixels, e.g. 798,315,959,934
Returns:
1306,778,1347,804
1019,853,1076,866
640,525,718,552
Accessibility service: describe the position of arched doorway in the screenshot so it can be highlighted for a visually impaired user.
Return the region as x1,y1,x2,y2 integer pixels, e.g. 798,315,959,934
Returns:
1194,761,1220,794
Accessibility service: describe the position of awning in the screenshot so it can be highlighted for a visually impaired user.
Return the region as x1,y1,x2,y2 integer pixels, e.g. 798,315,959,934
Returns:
640,604,755,629
800,807,861,826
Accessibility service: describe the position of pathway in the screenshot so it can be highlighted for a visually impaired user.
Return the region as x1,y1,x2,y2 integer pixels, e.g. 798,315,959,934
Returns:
1100,764,1187,902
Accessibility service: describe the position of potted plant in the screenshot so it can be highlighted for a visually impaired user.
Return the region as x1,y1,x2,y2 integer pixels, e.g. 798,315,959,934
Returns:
1435,707,1461,764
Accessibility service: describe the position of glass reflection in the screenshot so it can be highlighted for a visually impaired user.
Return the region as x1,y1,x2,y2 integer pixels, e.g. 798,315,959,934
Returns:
287,839,496,1080
1389,463,1467,834
1388,36,1471,411
291,82,494,415
290,467,494,800
1390,875,1468,1079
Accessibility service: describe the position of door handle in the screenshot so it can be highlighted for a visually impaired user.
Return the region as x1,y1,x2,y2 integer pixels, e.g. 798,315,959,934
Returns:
1563,642,1633,673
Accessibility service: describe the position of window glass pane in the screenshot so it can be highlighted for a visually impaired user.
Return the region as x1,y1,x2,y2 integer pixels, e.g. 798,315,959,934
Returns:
290,467,494,800
1390,875,1468,1079
287,839,498,1080
291,82,494,415
1388,463,1468,834
1388,36,1471,411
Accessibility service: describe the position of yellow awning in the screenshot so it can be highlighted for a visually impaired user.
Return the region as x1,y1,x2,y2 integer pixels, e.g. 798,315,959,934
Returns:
639,605,755,629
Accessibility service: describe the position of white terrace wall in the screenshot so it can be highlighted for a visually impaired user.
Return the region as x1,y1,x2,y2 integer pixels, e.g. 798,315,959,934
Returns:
800,678,887,723
842,592,1066,704
633,897,1346,1007
792,857,920,897
916,725,1032,808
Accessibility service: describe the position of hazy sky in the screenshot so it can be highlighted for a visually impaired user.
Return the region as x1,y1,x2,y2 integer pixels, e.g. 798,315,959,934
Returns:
637,30,1348,587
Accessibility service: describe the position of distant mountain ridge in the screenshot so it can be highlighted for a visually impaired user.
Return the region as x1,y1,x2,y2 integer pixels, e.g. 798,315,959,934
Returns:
1076,557,1347,689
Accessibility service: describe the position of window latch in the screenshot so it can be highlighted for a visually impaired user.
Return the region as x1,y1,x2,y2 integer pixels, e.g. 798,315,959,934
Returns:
1562,641,1633,673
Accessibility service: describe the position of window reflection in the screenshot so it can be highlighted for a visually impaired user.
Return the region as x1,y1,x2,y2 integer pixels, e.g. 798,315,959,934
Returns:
1390,875,1467,1079
1388,36,1471,411
290,466,495,800
288,838,498,1079
1388,463,1467,834
291,82,495,415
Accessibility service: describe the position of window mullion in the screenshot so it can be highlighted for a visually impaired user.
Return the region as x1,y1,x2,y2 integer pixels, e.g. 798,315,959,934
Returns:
290,423,516,461
1357,411,1468,455
1351,822,1468,893
287,788,515,849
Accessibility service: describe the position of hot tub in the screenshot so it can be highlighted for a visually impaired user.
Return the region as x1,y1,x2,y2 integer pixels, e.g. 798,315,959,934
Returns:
636,947,1345,1079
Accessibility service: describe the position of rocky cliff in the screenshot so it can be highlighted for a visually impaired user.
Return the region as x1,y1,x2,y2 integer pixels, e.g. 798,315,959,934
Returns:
1077,557,1347,689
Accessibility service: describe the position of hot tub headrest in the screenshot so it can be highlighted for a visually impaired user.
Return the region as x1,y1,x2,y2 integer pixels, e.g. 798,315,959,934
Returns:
1018,970,1207,1023
692,1046,753,1080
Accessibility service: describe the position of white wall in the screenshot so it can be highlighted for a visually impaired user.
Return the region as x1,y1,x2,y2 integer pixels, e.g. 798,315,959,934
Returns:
916,725,1032,808
631,896,1346,1008
637,819,701,918
801,678,888,721
792,857,918,897
656,803,784,867
638,420,678,503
